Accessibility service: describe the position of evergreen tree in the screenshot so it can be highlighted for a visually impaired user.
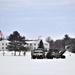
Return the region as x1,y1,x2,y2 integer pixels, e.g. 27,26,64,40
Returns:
7,31,27,56
38,40,44,49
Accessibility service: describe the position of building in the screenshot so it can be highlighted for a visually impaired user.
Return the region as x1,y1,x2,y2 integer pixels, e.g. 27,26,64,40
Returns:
26,39,49,50
0,39,49,51
0,40,10,51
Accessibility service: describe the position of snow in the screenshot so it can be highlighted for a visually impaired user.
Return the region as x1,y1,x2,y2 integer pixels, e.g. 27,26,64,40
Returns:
0,51,75,75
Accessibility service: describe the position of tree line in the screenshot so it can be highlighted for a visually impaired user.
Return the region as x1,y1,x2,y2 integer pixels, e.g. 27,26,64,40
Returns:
46,34,75,53
0,31,75,54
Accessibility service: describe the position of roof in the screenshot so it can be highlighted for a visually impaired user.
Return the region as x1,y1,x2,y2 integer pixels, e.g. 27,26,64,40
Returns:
0,40,10,43
25,39,48,44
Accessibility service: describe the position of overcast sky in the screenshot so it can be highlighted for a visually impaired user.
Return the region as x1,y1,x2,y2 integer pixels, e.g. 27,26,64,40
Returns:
0,0,75,40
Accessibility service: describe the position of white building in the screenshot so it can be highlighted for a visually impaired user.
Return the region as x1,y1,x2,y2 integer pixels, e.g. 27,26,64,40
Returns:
26,39,49,50
0,39,49,51
0,40,10,51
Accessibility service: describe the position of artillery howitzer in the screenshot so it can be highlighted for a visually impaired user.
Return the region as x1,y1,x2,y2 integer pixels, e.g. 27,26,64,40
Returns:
46,49,66,59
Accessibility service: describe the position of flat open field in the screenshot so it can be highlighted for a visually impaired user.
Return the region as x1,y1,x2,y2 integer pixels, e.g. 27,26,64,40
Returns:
0,51,75,75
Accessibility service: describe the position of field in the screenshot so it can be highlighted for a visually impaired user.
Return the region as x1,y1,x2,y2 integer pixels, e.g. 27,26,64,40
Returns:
0,51,75,75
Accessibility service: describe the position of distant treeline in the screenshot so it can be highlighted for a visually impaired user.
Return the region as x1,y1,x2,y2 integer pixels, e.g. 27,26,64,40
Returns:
0,31,75,53
46,34,75,53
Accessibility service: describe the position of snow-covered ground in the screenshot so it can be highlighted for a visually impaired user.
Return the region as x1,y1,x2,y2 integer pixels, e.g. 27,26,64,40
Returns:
0,51,75,75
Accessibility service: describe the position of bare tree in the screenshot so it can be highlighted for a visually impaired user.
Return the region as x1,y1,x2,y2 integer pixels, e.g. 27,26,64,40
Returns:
46,37,53,49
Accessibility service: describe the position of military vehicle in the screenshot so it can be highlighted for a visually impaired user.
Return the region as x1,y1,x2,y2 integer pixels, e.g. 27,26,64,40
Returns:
31,48,45,59
46,49,66,59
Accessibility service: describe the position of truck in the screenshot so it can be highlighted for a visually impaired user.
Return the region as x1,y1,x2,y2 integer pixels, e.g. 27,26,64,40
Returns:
31,48,45,59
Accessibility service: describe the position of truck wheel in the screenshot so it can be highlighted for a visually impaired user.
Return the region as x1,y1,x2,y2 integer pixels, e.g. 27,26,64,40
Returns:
61,55,66,59
49,57,53,59
40,57,43,59
47,56,53,59
31,57,35,59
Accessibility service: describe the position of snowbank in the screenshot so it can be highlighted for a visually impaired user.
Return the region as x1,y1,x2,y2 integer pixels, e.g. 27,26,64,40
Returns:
0,51,75,75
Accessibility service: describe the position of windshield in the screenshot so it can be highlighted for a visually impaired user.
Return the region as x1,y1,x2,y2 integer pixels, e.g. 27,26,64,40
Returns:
34,50,43,53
